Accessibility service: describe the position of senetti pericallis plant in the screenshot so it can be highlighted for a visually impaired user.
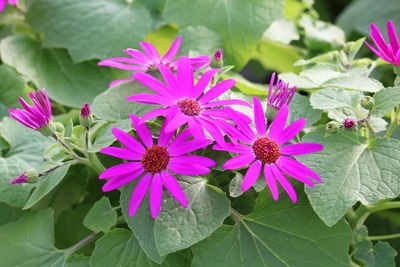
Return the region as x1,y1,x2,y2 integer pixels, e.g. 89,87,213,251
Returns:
2,1,400,266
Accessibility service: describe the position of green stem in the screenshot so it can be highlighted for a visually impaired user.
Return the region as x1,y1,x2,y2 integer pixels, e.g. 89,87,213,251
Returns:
366,201,400,213
64,232,99,257
384,104,400,138
368,233,400,241
86,152,106,174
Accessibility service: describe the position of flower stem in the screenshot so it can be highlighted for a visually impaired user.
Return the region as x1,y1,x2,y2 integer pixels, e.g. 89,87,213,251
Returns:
384,104,400,138
64,232,100,257
368,233,400,241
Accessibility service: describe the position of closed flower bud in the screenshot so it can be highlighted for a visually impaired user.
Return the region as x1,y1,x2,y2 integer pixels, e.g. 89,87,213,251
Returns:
210,49,223,68
360,96,375,110
343,118,356,130
10,169,39,185
325,121,340,134
79,103,93,128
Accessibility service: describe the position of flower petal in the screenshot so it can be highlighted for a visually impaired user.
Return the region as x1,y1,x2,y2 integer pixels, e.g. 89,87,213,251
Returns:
102,168,144,192
130,114,153,148
278,156,322,183
109,127,145,154
150,173,163,218
100,147,142,161
176,56,194,96
264,164,279,200
139,42,161,63
99,162,143,179
128,173,152,217
223,153,255,170
162,36,182,62
199,79,236,105
162,171,188,208
253,96,266,136
271,164,297,203
280,143,323,156
172,155,215,168
168,159,212,176
127,93,174,105
191,68,219,99
268,104,288,140
242,161,262,191
273,118,306,145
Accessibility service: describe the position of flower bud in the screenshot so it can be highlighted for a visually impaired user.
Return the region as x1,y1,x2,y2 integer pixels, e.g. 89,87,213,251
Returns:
343,118,356,130
360,96,375,110
210,49,223,69
325,121,340,134
79,103,93,128
38,121,57,137
10,169,39,185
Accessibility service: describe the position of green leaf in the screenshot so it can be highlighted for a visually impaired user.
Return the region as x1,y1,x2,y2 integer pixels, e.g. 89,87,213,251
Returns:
89,120,132,153
83,197,117,233
121,176,231,260
26,0,153,63
0,202,27,227
90,228,192,267
0,64,27,119
310,88,360,110
289,93,322,127
23,163,70,210
322,76,384,93
0,35,113,108
164,0,284,70
371,87,400,117
354,240,397,267
302,128,400,226
0,117,55,207
0,209,66,267
65,254,90,267
92,81,157,121
229,172,244,198
178,26,222,57
191,189,352,267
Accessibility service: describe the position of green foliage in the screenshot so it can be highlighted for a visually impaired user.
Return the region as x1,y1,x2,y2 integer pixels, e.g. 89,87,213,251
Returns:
83,197,117,233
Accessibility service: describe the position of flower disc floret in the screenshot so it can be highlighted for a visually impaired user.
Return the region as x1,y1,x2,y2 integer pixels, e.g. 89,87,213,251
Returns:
141,145,170,174
177,98,202,116
252,137,280,164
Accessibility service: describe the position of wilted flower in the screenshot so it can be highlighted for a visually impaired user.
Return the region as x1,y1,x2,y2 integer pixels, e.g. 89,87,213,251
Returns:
365,20,400,66
214,97,323,202
99,114,215,218
9,89,55,136
0,0,18,12
130,56,251,145
265,72,296,122
98,36,210,86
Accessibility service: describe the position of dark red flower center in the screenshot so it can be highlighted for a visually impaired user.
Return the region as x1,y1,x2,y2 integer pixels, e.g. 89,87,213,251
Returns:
141,145,170,174
177,98,202,116
252,137,281,164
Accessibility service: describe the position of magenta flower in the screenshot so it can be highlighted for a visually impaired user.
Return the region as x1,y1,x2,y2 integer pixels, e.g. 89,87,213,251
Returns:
10,172,28,185
265,72,296,122
214,97,323,202
99,114,215,218
365,20,400,66
98,36,210,86
0,0,18,12
9,89,54,135
10,169,39,185
129,56,251,145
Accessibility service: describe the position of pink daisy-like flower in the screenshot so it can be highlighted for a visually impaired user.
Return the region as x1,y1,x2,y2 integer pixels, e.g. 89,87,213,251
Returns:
9,89,54,135
99,114,215,218
214,97,323,202
365,20,400,66
265,72,296,123
98,36,210,86
0,0,18,12
129,55,251,145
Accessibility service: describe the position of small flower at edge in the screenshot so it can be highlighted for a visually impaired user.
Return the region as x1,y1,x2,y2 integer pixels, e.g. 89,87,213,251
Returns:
210,49,223,68
365,20,400,67
79,103,93,128
9,89,56,137
0,0,18,12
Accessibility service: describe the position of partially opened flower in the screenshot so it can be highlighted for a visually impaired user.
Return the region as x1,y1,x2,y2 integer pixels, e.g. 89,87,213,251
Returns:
98,36,210,86
99,114,215,218
365,20,400,66
129,56,251,145
214,97,323,202
9,89,55,136
265,72,296,122
0,0,18,12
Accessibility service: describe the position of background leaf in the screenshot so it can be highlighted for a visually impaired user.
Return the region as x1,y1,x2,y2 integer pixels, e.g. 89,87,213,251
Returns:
354,240,397,267
371,86,400,117
0,65,27,119
83,197,117,233
164,0,284,70
191,189,352,267
310,88,360,110
0,35,113,108
0,209,66,267
26,0,153,63
302,128,400,226
0,117,55,207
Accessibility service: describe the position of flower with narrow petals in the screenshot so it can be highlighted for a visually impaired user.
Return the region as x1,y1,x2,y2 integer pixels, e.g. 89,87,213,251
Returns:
99,114,215,218
9,89,55,136
365,20,400,66
98,36,210,86
129,56,251,145
214,97,323,202
265,72,296,123
0,0,18,12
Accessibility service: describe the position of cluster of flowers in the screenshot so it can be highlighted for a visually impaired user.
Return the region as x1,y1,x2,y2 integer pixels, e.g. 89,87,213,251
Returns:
10,15,400,217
